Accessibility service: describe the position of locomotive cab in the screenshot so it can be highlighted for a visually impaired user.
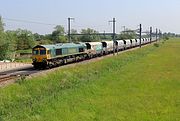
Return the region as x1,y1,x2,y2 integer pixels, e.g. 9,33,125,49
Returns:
32,45,50,68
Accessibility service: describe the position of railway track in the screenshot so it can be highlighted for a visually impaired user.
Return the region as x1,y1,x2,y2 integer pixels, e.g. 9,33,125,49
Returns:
0,75,18,83
0,66,38,86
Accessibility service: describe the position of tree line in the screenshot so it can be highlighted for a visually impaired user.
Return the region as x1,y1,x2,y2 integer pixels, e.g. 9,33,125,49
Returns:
0,16,139,60
3,16,178,61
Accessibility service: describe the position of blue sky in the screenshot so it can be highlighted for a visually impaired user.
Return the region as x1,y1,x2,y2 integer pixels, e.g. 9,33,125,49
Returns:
0,0,180,34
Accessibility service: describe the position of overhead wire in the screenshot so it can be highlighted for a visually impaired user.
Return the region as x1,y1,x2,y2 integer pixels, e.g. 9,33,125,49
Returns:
2,17,58,26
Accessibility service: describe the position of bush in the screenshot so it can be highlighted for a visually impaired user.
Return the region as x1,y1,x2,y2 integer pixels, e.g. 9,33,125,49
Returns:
15,75,27,85
154,43,159,47
163,36,169,41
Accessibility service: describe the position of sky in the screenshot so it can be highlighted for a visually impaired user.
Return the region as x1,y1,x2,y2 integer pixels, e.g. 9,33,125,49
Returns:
0,0,180,35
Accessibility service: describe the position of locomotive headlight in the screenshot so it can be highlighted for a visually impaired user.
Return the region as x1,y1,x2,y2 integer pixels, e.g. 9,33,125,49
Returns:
33,58,37,62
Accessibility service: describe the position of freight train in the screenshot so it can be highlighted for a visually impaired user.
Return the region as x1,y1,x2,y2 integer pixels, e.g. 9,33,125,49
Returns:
32,37,157,69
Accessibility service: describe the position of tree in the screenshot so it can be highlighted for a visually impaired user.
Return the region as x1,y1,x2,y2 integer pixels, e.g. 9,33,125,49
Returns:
51,25,67,43
44,34,53,40
0,32,8,60
80,28,100,42
0,31,17,60
70,29,80,42
33,33,43,41
54,25,65,35
37,39,53,45
0,17,15,60
117,29,137,40
16,29,35,50
0,16,4,32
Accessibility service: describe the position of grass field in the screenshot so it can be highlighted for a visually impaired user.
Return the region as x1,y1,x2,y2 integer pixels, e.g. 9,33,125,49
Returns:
0,38,179,121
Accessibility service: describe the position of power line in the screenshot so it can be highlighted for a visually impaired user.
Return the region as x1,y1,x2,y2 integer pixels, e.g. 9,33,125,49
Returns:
2,18,58,26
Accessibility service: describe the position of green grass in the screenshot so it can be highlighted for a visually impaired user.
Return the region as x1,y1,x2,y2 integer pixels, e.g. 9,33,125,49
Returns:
0,38,180,121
